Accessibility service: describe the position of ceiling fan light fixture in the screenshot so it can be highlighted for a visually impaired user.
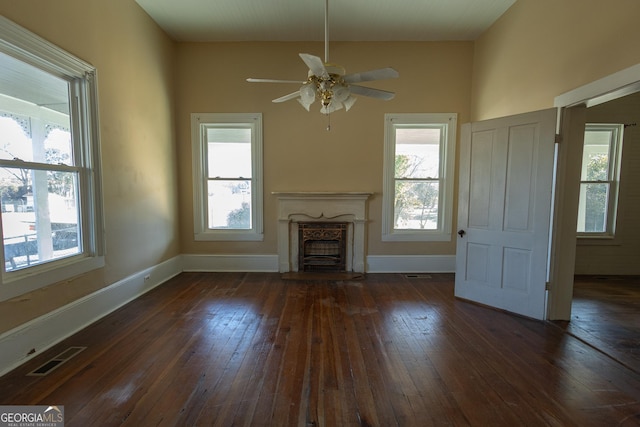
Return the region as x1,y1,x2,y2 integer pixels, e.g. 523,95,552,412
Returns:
300,83,316,107
297,98,312,111
246,0,398,123
321,100,343,115
333,85,350,103
344,95,357,111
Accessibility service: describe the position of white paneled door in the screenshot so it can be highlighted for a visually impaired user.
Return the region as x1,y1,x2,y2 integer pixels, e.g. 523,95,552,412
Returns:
455,109,557,319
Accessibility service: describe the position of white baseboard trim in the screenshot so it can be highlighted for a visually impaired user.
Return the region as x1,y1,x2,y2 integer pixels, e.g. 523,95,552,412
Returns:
366,255,456,273
0,256,183,377
182,254,279,272
181,254,456,274
0,252,455,376
181,254,455,274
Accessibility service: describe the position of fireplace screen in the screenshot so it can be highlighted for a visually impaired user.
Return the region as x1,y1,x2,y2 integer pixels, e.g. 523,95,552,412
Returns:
298,222,347,272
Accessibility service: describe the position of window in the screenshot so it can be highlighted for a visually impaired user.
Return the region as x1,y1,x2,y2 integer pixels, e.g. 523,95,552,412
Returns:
0,17,104,301
577,123,624,238
382,113,457,241
191,113,263,241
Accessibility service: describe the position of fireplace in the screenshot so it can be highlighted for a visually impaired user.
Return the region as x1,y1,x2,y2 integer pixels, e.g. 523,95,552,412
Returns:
273,192,372,273
298,222,347,272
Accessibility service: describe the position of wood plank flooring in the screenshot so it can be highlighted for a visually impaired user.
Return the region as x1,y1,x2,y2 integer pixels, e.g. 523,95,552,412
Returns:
1,272,640,426
555,275,640,375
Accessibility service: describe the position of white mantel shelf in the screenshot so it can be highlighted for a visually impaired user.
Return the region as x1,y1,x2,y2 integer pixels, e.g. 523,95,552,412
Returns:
272,192,374,197
273,192,373,273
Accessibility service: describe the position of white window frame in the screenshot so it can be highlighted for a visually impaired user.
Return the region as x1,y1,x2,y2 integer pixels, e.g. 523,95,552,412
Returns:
577,123,624,239
382,113,457,242
0,17,105,301
191,113,263,241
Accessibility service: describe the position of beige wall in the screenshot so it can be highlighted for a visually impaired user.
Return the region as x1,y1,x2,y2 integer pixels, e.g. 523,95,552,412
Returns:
175,41,473,257
474,0,640,276
472,0,640,121
4,0,639,334
0,0,179,332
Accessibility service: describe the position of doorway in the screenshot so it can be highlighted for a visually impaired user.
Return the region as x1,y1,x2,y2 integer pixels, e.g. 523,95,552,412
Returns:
549,62,640,321
550,64,640,371
570,92,640,372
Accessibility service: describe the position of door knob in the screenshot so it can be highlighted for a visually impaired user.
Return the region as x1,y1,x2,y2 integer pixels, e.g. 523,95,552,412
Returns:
458,229,466,238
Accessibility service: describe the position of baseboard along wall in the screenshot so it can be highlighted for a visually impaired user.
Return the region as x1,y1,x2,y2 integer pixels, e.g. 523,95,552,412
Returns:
0,253,454,376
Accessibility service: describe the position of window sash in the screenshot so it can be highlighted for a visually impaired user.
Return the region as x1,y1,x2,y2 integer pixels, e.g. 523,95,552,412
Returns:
1,166,82,271
382,113,456,242
577,124,623,238
191,113,263,241
0,16,104,302
393,179,441,230
206,127,253,179
206,179,253,230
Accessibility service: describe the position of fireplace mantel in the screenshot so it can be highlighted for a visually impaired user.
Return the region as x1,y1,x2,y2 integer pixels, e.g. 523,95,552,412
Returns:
272,192,373,273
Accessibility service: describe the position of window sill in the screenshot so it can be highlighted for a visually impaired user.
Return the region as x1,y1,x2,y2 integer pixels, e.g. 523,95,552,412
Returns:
576,235,620,246
0,255,105,302
195,231,264,242
382,231,452,242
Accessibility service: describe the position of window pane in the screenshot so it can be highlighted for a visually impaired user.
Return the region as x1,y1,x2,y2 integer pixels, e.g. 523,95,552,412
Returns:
1,167,80,271
0,52,72,165
395,128,440,178
44,128,74,166
0,117,73,164
577,182,609,233
207,128,252,178
207,180,252,229
394,181,439,230
581,130,611,181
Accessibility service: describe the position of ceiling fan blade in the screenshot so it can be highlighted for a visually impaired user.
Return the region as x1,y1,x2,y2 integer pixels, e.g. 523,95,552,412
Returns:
272,91,301,103
344,67,399,84
349,85,396,101
247,78,304,84
299,53,328,78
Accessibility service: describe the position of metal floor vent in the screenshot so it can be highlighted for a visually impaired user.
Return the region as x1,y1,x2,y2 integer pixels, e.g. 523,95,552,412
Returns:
27,346,86,376
404,274,433,279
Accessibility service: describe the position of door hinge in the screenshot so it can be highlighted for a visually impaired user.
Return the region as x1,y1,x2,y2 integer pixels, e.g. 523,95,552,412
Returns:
545,281,551,291
554,134,562,144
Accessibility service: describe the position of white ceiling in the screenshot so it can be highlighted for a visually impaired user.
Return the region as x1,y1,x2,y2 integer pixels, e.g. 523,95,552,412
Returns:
134,0,517,42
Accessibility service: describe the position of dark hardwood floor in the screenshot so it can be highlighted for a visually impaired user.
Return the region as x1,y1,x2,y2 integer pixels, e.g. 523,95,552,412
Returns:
554,275,640,375
1,272,640,426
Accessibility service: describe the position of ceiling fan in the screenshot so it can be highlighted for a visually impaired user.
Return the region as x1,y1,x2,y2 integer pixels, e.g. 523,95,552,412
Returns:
246,0,399,116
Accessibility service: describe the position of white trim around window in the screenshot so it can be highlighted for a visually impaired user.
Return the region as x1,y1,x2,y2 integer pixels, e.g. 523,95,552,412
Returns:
382,113,457,242
191,113,263,241
576,123,624,239
0,17,105,302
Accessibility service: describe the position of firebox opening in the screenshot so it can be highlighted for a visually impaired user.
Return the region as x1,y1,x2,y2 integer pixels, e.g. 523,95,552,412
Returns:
298,222,347,272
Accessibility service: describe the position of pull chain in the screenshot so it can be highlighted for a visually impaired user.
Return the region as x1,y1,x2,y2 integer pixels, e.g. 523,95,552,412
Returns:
326,113,331,131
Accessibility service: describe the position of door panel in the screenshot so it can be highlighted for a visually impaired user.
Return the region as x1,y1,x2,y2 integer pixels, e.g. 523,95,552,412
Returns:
455,109,557,320
468,132,493,228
